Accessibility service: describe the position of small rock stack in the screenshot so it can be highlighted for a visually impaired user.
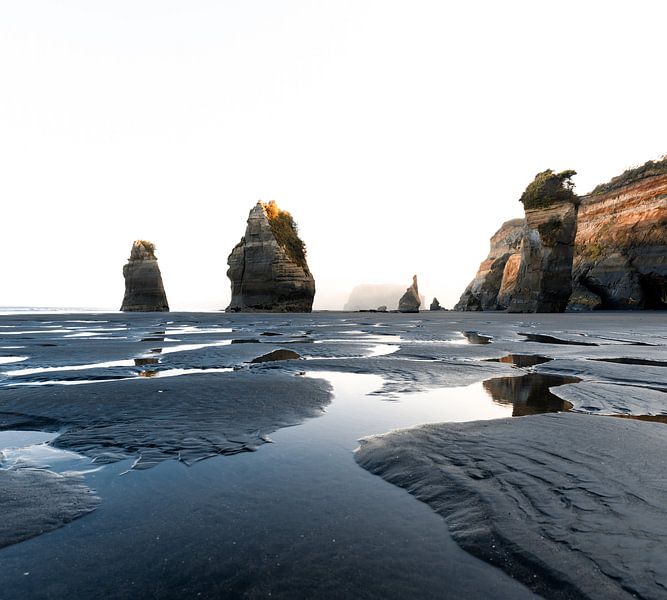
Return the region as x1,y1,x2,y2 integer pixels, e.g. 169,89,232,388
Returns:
120,240,169,312
398,275,421,313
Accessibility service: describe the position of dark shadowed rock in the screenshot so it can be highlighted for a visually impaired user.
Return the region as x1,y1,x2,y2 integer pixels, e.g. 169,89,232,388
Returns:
509,170,579,313
249,349,300,363
227,201,315,312
398,275,421,313
429,297,441,311
455,219,526,311
120,240,169,312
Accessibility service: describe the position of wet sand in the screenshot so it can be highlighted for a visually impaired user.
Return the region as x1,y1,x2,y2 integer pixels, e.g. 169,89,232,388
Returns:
0,310,665,598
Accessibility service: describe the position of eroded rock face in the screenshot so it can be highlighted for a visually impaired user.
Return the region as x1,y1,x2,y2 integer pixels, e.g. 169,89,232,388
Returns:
455,219,526,311
398,275,421,313
457,158,667,312
120,241,169,312
568,171,667,310
508,201,579,312
429,297,441,311
227,201,315,312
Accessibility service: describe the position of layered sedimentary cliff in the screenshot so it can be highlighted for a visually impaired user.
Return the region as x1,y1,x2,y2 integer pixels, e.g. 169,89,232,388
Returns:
120,240,169,312
568,168,667,310
457,157,666,312
455,219,526,311
227,201,315,312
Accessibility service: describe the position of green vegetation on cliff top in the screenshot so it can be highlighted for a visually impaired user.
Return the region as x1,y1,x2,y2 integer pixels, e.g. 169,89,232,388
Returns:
590,156,667,195
519,169,578,210
262,200,308,270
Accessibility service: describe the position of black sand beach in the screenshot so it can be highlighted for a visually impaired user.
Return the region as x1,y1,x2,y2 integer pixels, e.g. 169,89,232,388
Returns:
0,310,665,598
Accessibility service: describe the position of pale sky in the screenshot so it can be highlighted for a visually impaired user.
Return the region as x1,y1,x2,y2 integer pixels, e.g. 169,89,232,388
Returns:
2,1,665,311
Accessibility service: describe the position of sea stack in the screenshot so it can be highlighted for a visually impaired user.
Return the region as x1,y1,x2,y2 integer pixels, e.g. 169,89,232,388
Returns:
226,201,315,312
508,170,579,313
398,275,421,313
120,240,169,312
429,297,442,311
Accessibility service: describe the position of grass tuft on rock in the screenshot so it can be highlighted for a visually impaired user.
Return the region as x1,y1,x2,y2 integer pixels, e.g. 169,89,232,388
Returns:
519,169,578,210
590,156,667,195
130,240,157,260
262,201,308,270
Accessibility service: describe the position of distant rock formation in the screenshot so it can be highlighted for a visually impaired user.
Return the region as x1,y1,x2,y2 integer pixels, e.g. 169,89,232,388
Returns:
121,240,169,312
377,305,387,312
457,157,667,311
398,275,421,313
455,219,526,311
568,159,667,310
429,297,442,311
343,284,406,311
226,201,315,312
508,170,579,312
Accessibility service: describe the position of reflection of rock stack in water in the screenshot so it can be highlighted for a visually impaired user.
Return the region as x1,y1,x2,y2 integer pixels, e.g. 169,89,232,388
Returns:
482,373,578,416
227,201,315,312
121,241,169,312
398,275,421,313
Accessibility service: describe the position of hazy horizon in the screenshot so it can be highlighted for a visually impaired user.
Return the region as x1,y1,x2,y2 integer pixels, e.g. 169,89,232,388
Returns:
2,1,666,311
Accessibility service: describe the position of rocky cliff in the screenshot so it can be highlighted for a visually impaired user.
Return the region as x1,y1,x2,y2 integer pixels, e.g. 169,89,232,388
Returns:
568,165,667,310
457,157,667,311
454,219,526,311
120,240,169,312
226,201,315,312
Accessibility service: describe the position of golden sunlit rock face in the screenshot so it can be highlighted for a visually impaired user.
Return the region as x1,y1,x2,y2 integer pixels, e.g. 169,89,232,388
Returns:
260,201,308,270
455,219,526,311
569,173,667,310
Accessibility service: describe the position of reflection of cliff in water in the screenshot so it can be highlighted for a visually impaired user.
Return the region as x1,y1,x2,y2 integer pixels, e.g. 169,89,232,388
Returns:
490,354,551,368
483,373,579,416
